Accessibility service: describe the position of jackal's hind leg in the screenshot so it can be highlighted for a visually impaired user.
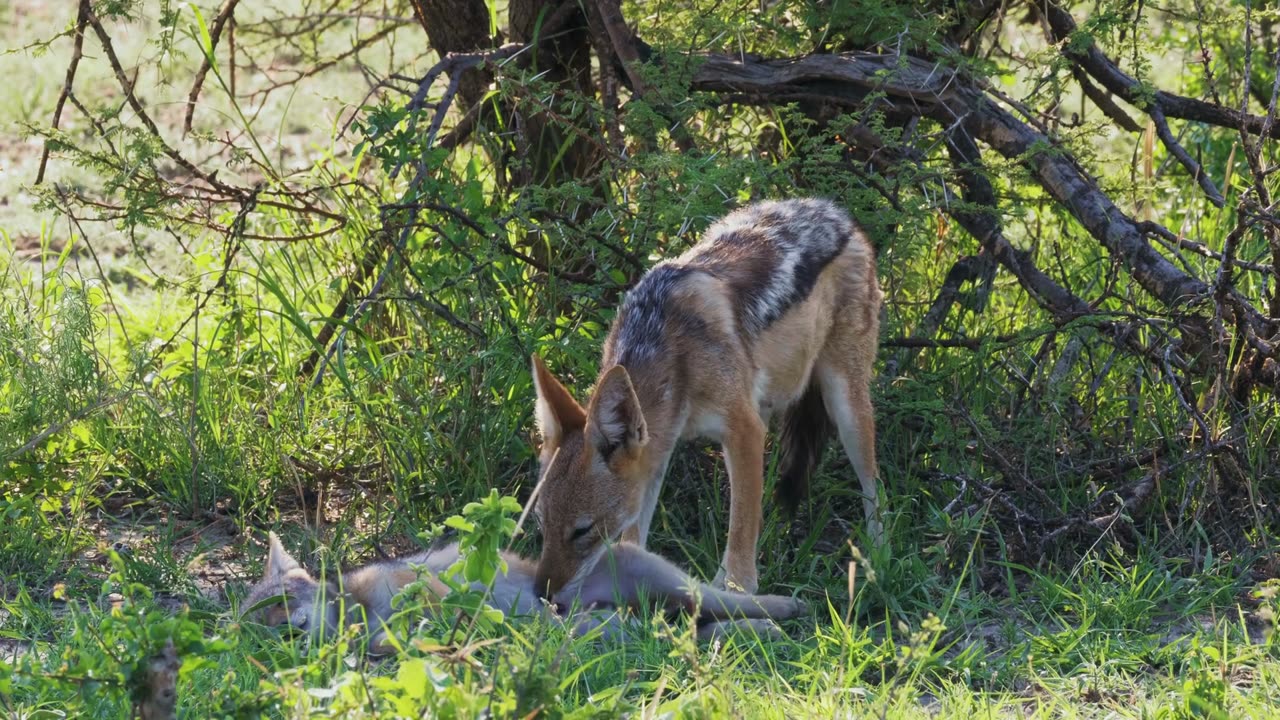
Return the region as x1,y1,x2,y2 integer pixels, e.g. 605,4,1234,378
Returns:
816,362,883,547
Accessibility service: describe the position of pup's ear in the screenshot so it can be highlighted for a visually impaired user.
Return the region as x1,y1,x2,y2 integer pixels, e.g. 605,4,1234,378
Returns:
586,365,648,459
532,354,586,450
265,532,301,579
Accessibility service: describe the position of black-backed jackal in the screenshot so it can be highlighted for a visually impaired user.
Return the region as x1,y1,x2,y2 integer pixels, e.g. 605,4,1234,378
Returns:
531,198,882,598
241,532,804,654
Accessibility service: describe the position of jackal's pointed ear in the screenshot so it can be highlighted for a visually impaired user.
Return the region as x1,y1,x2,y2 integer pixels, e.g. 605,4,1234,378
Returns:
587,365,648,459
265,532,301,579
532,354,586,449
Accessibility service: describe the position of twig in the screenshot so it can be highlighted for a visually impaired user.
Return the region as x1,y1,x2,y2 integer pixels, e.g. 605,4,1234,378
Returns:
36,0,90,184
4,391,138,461
1149,105,1225,207
1138,220,1273,275
244,23,402,104
183,0,242,135
388,200,597,283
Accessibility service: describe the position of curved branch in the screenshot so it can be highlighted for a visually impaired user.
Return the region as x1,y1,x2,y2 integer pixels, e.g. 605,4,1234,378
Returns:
1071,65,1141,132
85,7,241,197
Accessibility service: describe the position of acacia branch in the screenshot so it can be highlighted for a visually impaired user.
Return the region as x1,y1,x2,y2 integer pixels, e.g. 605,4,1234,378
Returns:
85,7,241,197
1071,66,1141,132
1148,105,1225,207
941,130,1093,320
883,251,995,376
680,47,1279,393
591,0,649,96
588,0,697,153
1042,1,1280,140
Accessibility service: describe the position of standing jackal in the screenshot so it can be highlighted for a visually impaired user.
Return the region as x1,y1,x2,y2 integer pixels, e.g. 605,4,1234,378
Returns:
531,198,883,598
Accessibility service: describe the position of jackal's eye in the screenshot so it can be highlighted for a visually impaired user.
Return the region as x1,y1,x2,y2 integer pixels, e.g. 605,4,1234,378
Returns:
569,522,594,542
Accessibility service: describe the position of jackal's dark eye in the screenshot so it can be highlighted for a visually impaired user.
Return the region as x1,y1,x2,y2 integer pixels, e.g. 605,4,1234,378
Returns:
569,523,594,542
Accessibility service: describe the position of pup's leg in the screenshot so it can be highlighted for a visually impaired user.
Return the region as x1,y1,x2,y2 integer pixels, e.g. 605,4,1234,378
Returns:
696,618,786,643
569,543,804,623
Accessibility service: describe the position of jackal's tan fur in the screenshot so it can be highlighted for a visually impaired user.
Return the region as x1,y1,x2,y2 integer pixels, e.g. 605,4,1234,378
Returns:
531,198,882,598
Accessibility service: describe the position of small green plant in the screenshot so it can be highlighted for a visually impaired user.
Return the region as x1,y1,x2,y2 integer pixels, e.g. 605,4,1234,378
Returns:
390,489,523,648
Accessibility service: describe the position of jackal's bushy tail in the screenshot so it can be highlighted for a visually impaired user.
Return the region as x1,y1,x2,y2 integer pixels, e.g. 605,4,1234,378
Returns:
775,381,831,515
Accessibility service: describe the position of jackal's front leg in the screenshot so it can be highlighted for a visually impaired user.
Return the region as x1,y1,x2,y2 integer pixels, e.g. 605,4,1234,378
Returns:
714,406,765,594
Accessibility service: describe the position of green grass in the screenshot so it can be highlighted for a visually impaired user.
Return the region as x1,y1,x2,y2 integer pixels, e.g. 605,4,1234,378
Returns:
2,0,1280,717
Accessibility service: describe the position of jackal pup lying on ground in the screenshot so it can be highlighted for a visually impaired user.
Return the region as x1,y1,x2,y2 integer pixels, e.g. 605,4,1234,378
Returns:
531,198,883,598
241,533,805,654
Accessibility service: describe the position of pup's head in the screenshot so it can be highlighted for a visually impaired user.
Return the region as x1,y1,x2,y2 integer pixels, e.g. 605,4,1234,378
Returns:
240,533,343,645
530,355,650,600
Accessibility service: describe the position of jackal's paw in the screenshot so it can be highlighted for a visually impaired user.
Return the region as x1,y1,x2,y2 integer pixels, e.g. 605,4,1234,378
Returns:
712,566,759,595
752,593,806,620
